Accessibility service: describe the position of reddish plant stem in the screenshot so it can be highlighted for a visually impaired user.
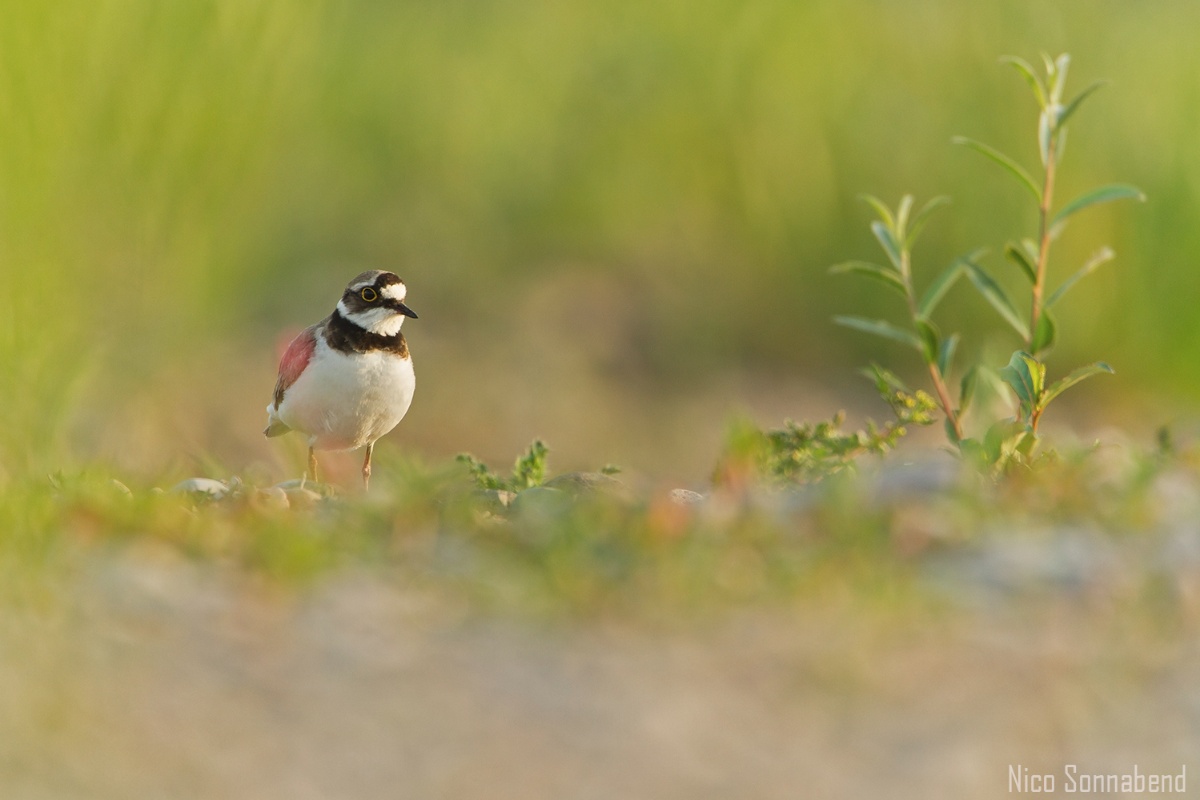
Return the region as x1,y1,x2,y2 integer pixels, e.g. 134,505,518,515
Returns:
902,251,965,442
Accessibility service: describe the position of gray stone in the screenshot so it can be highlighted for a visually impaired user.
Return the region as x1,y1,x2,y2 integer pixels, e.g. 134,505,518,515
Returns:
473,489,518,513
170,478,229,500
668,489,705,506
543,472,632,502
282,486,323,509
511,486,572,519
274,479,337,497
253,487,290,511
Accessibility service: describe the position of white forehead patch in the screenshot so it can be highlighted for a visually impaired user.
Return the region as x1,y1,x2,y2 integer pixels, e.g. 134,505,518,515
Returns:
337,300,406,337
381,282,407,302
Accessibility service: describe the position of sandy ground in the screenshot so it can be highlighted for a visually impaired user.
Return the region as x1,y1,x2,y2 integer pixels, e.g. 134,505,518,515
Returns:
2,540,1198,800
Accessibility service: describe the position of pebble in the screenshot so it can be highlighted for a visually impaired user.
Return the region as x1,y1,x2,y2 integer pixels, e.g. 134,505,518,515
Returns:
253,487,290,511
170,478,230,500
668,489,705,506
510,486,571,519
473,489,518,512
543,471,633,502
282,486,323,509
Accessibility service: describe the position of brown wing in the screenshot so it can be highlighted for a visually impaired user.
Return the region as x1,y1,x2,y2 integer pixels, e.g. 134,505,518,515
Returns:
272,324,319,408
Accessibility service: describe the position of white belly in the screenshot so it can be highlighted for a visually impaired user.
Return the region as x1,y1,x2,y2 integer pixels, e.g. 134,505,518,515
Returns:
274,342,415,451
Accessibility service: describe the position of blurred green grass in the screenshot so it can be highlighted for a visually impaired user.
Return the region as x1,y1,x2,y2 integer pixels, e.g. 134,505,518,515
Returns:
1,0,1197,480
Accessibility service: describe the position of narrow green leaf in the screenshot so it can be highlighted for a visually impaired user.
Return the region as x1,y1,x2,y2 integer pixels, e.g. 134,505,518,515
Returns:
1031,310,1056,354
1015,428,1040,459
999,351,1038,408
982,421,1007,464
1038,109,1053,167
963,261,1030,339
859,194,895,231
829,261,907,296
870,220,903,270
1027,354,1047,399
906,196,950,248
914,316,940,364
1055,80,1106,131
1046,247,1115,308
1051,54,1070,103
1000,352,1045,422
952,137,1041,203
959,365,979,415
944,416,961,445
1051,184,1146,229
1040,52,1056,81
1055,125,1069,165
984,419,1033,465
834,316,922,350
1042,362,1114,407
866,363,911,394
1000,55,1046,107
937,332,960,377
918,260,964,317
1003,241,1038,284
895,194,914,240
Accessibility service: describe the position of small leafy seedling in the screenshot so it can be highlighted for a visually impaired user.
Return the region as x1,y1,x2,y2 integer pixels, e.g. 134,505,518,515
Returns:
457,439,550,492
716,365,937,485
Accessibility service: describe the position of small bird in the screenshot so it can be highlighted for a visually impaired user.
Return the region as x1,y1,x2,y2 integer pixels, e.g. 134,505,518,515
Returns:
264,270,418,490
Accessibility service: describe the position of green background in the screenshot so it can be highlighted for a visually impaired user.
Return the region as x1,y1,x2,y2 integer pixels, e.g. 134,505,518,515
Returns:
1,0,1193,482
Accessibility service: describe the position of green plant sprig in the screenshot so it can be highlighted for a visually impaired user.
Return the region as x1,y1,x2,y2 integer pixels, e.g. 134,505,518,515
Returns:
832,194,972,443
952,53,1143,451
953,53,1145,359
457,439,550,492
716,365,937,485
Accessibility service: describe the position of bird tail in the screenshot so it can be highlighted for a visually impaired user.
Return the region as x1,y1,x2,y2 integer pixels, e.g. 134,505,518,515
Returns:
264,406,291,438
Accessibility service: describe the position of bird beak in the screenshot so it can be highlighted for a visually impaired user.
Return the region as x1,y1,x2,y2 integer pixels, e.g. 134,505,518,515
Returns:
397,302,418,319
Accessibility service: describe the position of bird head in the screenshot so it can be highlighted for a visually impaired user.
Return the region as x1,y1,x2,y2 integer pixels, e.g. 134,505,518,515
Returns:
336,270,418,336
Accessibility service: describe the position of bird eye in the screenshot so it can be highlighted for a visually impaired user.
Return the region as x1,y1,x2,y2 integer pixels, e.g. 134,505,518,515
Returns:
360,287,378,302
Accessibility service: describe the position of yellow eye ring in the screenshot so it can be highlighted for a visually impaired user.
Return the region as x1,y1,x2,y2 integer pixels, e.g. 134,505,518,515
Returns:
360,287,378,302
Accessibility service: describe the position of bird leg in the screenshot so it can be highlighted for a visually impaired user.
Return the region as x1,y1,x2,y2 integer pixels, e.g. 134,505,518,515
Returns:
362,442,373,491
304,446,319,487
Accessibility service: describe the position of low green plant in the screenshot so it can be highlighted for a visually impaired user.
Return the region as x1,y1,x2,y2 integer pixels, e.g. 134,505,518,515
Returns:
717,365,937,485
457,439,550,492
835,53,1143,471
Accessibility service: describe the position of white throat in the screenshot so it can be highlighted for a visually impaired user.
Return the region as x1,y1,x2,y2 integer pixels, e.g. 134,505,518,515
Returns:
337,300,406,337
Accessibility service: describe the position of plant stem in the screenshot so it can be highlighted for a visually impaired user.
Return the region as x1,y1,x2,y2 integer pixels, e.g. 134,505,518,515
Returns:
1029,136,1058,354
927,361,964,441
902,250,965,441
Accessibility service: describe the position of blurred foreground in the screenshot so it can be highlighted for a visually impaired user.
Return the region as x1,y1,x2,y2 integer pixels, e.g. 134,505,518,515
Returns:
3,440,1200,797
5,563,1195,799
